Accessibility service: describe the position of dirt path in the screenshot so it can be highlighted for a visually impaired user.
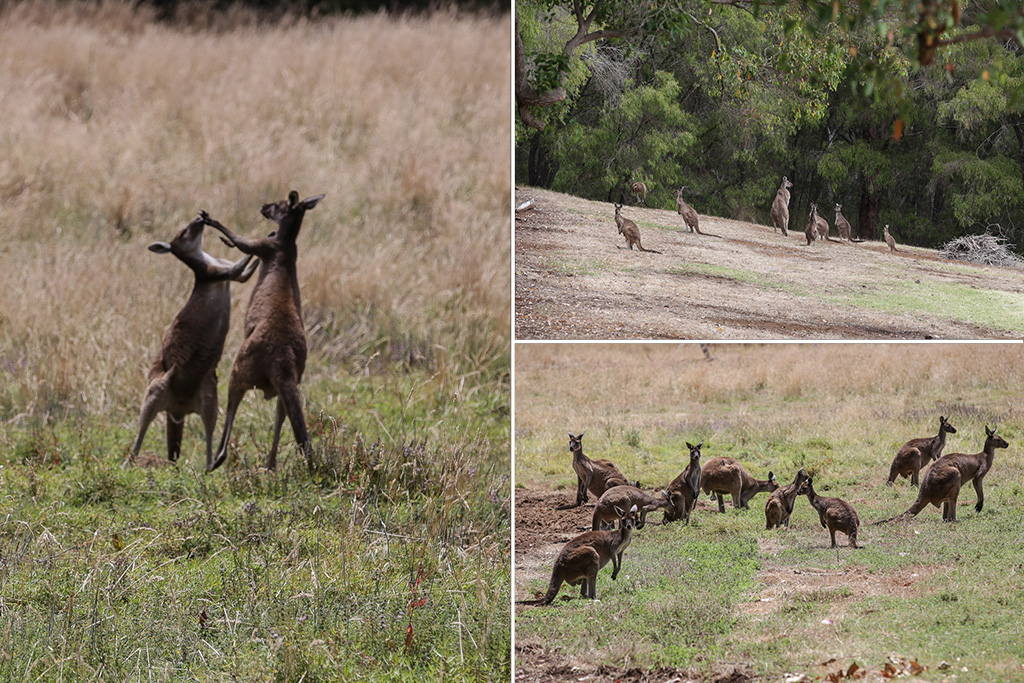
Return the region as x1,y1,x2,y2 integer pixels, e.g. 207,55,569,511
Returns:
515,188,1024,340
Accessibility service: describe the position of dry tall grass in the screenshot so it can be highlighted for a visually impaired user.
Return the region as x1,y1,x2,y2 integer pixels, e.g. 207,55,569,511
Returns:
0,1,510,420
515,343,1023,486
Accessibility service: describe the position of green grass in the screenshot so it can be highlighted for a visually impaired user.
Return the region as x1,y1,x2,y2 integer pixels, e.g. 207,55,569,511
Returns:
832,278,1024,334
515,343,1024,681
0,367,510,682
666,262,811,297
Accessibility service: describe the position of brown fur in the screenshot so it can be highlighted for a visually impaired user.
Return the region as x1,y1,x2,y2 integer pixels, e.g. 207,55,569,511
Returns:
770,176,792,236
663,441,703,524
127,218,258,469
884,224,898,252
565,431,631,508
614,203,657,253
592,486,668,530
887,415,957,486
675,187,704,235
900,426,1008,522
804,204,818,245
798,476,860,548
201,190,324,472
764,468,808,530
631,180,647,205
518,504,638,605
701,457,778,512
813,203,839,242
834,204,854,242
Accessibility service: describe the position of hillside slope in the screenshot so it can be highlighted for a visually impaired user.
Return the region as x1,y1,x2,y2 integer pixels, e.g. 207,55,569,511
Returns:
515,188,1024,339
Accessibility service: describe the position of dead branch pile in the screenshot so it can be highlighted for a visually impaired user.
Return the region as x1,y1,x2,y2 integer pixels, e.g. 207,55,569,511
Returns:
940,231,1024,269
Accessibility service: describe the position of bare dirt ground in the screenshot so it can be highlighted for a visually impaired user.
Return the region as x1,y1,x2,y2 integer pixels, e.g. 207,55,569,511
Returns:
514,485,941,683
515,188,1024,339
514,486,755,683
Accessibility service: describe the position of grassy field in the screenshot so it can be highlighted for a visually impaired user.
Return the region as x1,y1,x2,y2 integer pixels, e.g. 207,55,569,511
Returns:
0,3,510,680
514,343,1024,682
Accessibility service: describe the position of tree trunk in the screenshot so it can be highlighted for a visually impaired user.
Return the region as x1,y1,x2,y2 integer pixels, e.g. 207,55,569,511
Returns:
527,131,557,188
858,185,879,241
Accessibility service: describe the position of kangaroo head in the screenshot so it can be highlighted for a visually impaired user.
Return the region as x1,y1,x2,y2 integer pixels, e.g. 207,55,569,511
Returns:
940,416,957,434
260,190,324,240
685,441,702,463
568,431,584,453
834,203,842,215
149,217,205,259
796,476,812,496
767,471,778,490
782,176,793,189
985,425,1009,449
614,504,639,531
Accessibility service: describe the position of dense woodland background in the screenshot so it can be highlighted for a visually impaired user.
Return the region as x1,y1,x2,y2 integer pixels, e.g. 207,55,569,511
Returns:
516,0,1024,248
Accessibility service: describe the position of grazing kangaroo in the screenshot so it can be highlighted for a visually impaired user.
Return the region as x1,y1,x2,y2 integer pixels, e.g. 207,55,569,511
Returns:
764,468,808,530
701,457,778,512
770,176,793,236
126,218,259,469
630,179,647,205
592,486,669,530
833,204,863,243
883,224,898,252
200,190,324,472
887,415,957,486
518,504,639,605
614,203,659,253
563,431,631,509
797,477,860,548
893,426,1009,523
663,441,704,524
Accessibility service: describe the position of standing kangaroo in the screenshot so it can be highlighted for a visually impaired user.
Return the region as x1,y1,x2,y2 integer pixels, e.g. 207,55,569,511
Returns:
812,203,839,242
797,477,860,548
126,217,258,469
764,468,808,530
675,187,704,235
887,415,957,486
630,179,647,205
770,176,793,236
592,486,668,530
894,426,1009,523
833,204,863,243
518,504,638,605
663,441,703,524
563,431,631,509
883,224,898,252
201,190,324,472
614,203,659,253
701,457,778,512
804,204,818,245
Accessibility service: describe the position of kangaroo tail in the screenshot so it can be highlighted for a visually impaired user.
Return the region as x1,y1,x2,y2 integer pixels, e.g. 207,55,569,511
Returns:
875,499,925,525
517,581,561,606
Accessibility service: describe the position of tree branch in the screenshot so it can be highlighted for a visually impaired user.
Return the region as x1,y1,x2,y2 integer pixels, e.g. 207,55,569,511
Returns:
684,10,723,54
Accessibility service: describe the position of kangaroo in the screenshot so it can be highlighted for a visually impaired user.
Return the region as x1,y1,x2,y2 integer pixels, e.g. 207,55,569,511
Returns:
675,187,702,235
663,441,704,524
813,203,839,242
883,224,898,252
833,204,863,243
798,477,860,548
764,468,808,530
887,415,957,486
770,176,793,236
630,179,647,205
894,426,1009,523
592,486,669,530
701,457,778,512
518,504,639,605
126,217,258,469
200,190,324,472
804,204,818,246
563,431,631,509
614,203,659,253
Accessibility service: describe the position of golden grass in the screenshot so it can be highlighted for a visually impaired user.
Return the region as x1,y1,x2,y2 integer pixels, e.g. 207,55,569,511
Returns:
0,2,510,420
514,343,1024,487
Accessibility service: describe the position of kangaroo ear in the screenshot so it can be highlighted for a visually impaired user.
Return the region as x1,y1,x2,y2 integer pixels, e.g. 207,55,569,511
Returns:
768,471,776,482
613,505,624,517
579,431,585,438
686,442,694,450
987,425,996,436
629,504,638,514
148,242,172,253
697,441,704,449
301,194,325,210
